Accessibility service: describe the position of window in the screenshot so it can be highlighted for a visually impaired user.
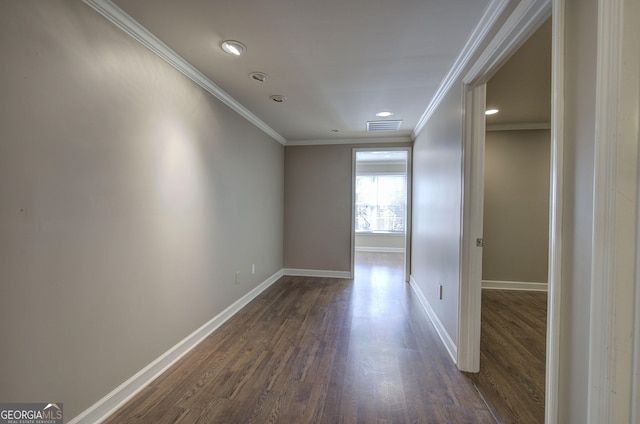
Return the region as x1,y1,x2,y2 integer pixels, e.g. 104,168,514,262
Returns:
355,174,406,233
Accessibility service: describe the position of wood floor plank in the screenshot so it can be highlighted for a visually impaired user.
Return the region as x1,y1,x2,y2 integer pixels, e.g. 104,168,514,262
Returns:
466,289,547,424
104,252,496,424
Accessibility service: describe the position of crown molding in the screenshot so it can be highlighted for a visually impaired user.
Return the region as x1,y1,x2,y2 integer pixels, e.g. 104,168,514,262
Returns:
82,0,287,145
412,0,511,139
463,0,552,84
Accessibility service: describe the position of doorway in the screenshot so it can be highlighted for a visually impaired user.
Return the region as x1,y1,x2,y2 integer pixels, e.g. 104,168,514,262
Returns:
351,147,411,282
457,3,559,424
468,19,552,423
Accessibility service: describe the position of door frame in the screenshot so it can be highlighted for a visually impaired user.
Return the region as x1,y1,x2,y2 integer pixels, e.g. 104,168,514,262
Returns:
458,83,487,373
351,146,413,281
456,1,559,423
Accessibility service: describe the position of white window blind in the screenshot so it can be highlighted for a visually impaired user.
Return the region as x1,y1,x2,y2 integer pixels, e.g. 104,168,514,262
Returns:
355,174,406,233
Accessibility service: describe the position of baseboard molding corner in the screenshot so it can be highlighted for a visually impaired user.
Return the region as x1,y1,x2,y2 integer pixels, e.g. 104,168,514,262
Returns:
68,269,284,424
482,279,548,292
282,268,353,279
408,275,458,364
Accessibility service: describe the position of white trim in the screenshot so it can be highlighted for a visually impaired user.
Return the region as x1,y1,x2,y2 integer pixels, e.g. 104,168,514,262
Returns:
355,247,405,253
486,122,551,131
68,270,284,424
411,0,511,140
286,136,411,147
355,231,406,254
404,147,413,282
82,0,287,145
458,84,486,373
282,269,353,279
587,0,624,421
356,232,406,237
409,276,457,364
464,0,551,85
482,280,548,292
546,2,565,422
351,149,357,280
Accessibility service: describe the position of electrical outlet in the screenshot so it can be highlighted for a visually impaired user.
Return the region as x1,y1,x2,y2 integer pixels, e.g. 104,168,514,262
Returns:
251,264,255,274
439,284,443,300
235,271,240,284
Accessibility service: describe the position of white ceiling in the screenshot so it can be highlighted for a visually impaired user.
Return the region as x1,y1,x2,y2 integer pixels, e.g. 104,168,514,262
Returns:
109,0,492,144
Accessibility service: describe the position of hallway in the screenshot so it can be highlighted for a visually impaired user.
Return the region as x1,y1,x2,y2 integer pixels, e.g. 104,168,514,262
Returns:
105,252,495,423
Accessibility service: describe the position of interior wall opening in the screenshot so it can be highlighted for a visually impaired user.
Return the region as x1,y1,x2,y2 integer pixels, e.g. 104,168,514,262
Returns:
465,17,552,424
352,148,410,281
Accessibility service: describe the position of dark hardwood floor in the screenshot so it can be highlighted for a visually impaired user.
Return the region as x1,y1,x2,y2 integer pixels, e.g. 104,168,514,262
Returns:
104,252,495,423
466,289,547,424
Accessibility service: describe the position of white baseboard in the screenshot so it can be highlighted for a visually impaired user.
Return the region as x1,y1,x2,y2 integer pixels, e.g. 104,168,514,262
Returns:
282,268,353,279
409,276,457,364
482,280,548,292
355,247,405,253
69,269,284,424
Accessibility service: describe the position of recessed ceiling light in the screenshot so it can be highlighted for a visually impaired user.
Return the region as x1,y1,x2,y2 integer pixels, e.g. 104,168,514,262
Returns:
249,72,269,82
485,109,499,115
220,40,246,56
269,95,287,103
376,111,394,117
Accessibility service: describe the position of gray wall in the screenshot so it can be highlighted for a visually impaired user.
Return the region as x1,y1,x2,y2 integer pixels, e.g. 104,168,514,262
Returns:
284,143,410,272
482,129,550,283
0,0,283,419
411,86,465,344
284,145,352,272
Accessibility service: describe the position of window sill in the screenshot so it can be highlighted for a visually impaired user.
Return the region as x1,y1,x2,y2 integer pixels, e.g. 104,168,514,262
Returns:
355,232,405,236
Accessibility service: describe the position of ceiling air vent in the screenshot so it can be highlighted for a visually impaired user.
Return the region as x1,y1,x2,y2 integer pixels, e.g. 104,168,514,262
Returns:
366,120,403,132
